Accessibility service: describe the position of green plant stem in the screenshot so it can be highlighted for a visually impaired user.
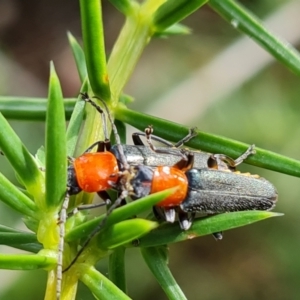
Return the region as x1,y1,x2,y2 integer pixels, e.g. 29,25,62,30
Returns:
141,247,187,300
209,0,300,76
80,0,110,100
0,112,44,199
153,0,207,32
65,189,174,242
44,269,78,300
136,212,282,247
108,17,149,103
0,97,75,121
115,105,300,177
80,266,131,300
67,32,87,82
109,247,127,293
0,253,56,269
0,172,37,218
0,232,38,245
45,62,67,209
107,1,163,104
12,243,42,253
109,0,136,15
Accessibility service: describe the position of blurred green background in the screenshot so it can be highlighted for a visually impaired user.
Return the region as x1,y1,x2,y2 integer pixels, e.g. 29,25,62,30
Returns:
0,0,300,299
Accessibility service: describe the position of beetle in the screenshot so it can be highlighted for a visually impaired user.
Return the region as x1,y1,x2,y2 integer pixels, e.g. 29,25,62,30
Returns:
60,93,278,283
110,125,277,230
76,94,278,232
123,140,277,230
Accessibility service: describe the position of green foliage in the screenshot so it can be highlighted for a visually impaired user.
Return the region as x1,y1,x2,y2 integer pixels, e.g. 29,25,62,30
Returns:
0,0,299,299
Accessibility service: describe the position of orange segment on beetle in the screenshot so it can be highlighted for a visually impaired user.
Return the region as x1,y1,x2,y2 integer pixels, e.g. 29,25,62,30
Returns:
74,152,119,192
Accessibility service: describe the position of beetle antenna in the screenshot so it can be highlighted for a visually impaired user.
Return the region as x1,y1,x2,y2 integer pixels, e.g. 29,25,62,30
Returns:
93,95,129,171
